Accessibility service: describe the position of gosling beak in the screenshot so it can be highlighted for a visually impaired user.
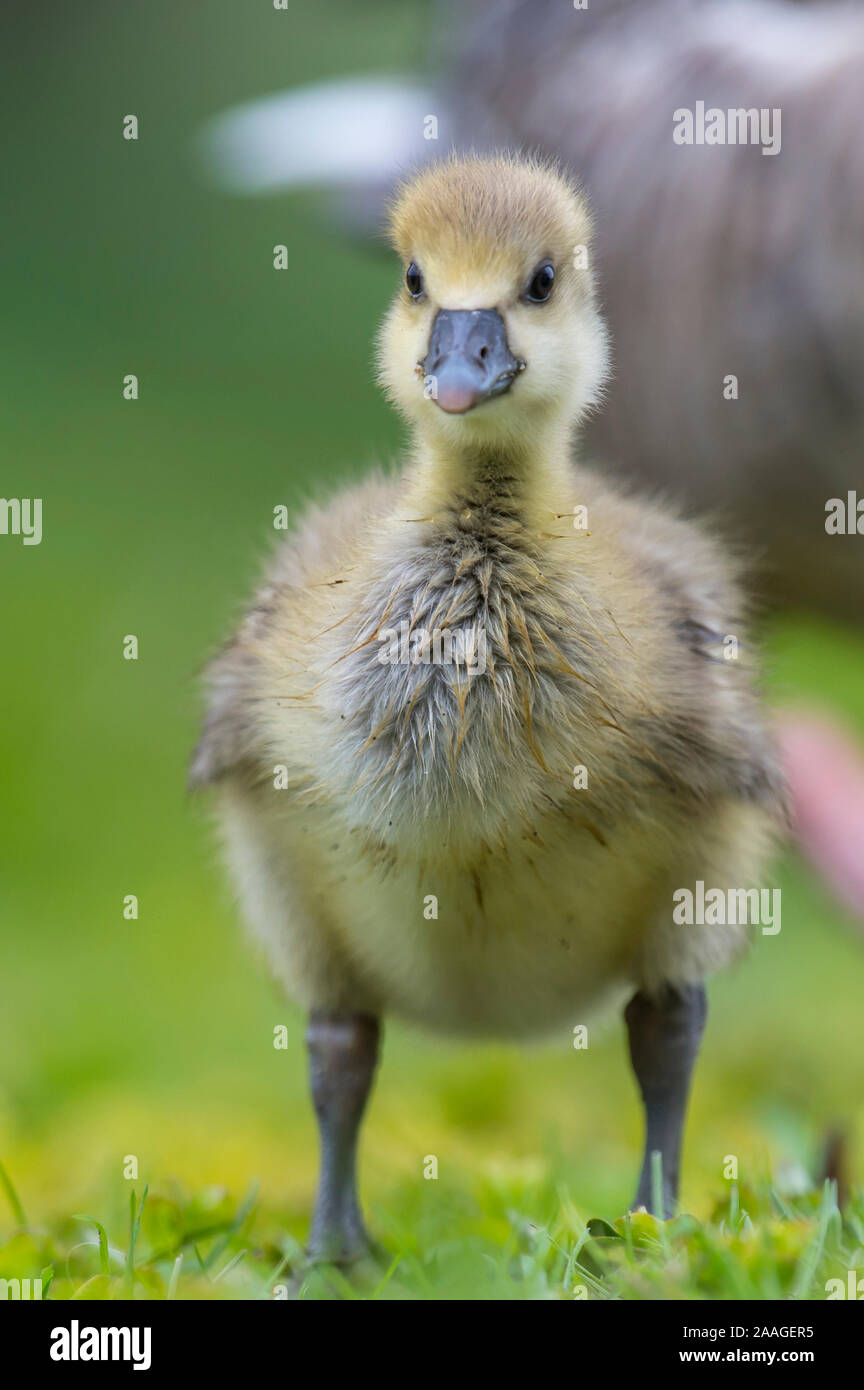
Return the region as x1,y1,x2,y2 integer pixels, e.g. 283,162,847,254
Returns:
420,308,525,414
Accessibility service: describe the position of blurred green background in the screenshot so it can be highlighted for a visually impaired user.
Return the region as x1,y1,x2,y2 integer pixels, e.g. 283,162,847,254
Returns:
2,0,864,1294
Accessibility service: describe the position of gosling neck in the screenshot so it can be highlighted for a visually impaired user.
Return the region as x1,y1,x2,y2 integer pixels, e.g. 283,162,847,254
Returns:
401,414,578,530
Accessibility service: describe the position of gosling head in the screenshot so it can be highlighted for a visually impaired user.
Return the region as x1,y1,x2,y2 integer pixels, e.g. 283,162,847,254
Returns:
377,154,610,450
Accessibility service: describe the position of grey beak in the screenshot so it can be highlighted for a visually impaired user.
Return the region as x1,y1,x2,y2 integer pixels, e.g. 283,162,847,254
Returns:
421,309,525,414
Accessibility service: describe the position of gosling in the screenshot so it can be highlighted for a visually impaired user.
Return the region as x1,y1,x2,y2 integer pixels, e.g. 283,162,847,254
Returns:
190,154,783,1262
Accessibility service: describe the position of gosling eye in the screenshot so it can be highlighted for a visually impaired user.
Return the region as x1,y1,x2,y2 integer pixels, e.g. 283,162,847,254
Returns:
524,262,555,304
406,262,425,300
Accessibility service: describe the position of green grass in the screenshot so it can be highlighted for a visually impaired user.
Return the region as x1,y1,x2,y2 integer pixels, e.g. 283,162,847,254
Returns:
3,1166,863,1301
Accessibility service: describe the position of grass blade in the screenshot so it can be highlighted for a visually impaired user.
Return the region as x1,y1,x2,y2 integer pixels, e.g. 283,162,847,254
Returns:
0,1159,26,1227
124,1184,149,1297
73,1216,110,1275
167,1253,183,1301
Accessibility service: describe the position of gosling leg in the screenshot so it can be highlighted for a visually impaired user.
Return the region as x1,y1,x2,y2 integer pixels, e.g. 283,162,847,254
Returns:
306,1011,380,1263
624,982,707,1218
